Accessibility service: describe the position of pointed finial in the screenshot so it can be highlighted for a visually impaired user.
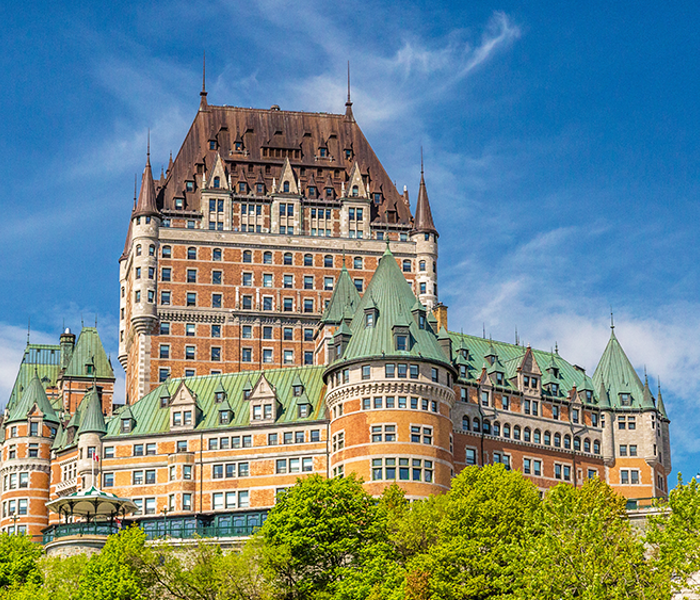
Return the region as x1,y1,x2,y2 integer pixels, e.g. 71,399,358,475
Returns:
515,326,519,346
27,317,30,344
420,146,424,177
345,61,354,120
95,314,98,328
482,323,486,339
347,60,351,104
202,50,206,95
342,245,346,266
81,313,84,328
133,174,138,209
146,129,151,166
610,307,614,329
555,342,559,354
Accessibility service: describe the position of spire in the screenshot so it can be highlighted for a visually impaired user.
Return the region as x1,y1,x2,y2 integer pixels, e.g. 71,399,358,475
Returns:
345,61,354,121
77,386,107,436
167,151,174,175
592,327,644,409
657,380,669,420
641,374,655,410
133,137,159,218
199,50,209,111
412,148,437,235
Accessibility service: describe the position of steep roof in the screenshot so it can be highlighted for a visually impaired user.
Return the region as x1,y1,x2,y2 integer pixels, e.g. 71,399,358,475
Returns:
333,247,451,367
63,327,114,380
6,371,59,425
77,387,107,436
321,263,361,324
104,366,327,438
158,103,412,227
7,343,61,410
133,152,159,218
412,167,437,235
592,328,651,410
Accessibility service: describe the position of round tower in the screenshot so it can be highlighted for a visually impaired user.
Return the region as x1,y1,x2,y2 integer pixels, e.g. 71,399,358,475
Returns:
75,387,107,490
323,247,456,499
0,373,58,540
409,159,439,310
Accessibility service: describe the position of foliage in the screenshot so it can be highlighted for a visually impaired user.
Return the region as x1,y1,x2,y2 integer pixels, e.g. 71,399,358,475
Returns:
0,533,43,592
519,477,657,600
258,474,378,599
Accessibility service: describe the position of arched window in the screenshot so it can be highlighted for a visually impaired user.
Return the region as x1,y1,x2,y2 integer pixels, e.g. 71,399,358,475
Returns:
162,245,171,258
136,244,142,256
324,255,333,268
213,176,220,189
574,436,581,451
554,433,561,447
283,181,290,193
493,421,500,436
263,251,272,264
473,418,480,433
419,260,426,271
593,439,601,455
353,257,362,269
187,247,196,260
503,423,511,438
149,245,155,256
584,438,591,453
213,248,222,261
513,425,521,441
304,254,313,266
482,420,491,435
352,185,359,197
284,252,293,265
243,250,252,263
402,260,412,273
523,427,531,442
462,416,469,431
544,431,551,446
534,429,541,444
564,434,571,450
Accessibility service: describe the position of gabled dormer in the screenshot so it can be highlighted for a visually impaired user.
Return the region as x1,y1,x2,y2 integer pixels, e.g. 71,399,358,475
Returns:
392,317,411,352
345,162,367,198
242,376,254,401
169,381,200,431
213,379,227,404
517,345,542,393
411,300,427,330
542,355,561,396
364,295,379,328
205,153,229,190
277,158,299,195
118,404,136,434
487,354,507,387
158,383,171,409
333,321,353,360
248,374,278,424
291,374,312,418
437,326,452,359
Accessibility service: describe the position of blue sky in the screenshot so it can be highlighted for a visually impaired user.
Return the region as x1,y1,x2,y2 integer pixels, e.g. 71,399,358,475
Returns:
2,0,700,480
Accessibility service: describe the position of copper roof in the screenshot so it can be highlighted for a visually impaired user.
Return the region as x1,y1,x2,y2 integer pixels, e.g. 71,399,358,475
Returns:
156,103,413,226
412,168,437,235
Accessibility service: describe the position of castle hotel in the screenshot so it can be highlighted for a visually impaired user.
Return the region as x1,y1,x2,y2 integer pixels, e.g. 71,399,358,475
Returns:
1,78,671,541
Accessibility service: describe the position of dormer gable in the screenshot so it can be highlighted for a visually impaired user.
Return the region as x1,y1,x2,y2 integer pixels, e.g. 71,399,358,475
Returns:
345,162,367,198
169,381,200,430
248,374,278,424
517,346,542,392
205,153,229,190
276,158,299,195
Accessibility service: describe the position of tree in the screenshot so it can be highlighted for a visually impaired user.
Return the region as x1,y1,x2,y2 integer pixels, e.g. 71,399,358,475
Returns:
76,525,152,600
519,477,658,600
0,533,43,592
258,474,379,600
412,464,541,600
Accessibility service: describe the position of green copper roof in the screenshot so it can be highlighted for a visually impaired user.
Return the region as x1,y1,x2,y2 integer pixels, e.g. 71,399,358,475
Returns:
77,387,107,436
104,366,327,438
333,248,452,367
7,343,61,411
592,328,655,411
657,386,668,420
321,265,361,324
63,327,114,380
6,371,60,425
449,332,601,405
51,423,66,451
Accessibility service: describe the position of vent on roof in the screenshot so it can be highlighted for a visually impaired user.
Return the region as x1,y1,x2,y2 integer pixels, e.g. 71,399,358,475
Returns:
271,105,281,111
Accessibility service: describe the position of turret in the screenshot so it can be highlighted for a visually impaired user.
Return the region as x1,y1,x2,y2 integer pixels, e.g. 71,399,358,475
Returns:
76,387,107,489
59,328,76,373
409,156,439,309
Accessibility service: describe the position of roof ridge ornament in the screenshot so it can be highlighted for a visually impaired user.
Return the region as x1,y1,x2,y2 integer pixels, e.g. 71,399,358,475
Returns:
199,51,209,111
345,61,354,122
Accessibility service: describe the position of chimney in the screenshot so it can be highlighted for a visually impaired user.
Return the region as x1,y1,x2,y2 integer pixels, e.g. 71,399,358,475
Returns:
59,328,76,372
433,303,448,332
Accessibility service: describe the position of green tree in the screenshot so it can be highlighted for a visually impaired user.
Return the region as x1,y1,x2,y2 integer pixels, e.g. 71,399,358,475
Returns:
519,477,657,600
0,533,43,592
258,474,379,600
77,525,151,600
413,464,541,600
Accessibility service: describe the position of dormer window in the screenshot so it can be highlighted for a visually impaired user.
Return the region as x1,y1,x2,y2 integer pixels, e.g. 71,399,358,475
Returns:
209,141,216,150
293,385,303,397
586,390,593,402
496,372,503,385
351,185,359,197
308,186,316,198
551,383,559,394
186,181,194,192
319,148,328,158
86,364,94,376
244,389,251,400
345,149,352,159
620,393,631,406
213,177,220,189
325,187,333,198
298,405,310,418
365,312,374,327
396,335,407,351
121,419,132,433
215,391,225,403
235,142,243,152
239,182,247,193
419,314,426,329
283,181,290,193
462,349,468,359
219,410,231,425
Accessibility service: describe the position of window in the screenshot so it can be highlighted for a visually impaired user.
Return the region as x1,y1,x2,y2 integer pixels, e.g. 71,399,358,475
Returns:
242,348,252,362
263,349,273,363
554,433,561,447
303,299,313,313
502,396,510,410
186,292,196,307
402,259,411,272
552,405,560,420
263,296,273,310
162,245,172,258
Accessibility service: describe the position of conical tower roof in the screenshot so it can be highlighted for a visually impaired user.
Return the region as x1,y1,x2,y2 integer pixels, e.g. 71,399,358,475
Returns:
133,147,159,218
657,384,669,420
321,264,361,325
6,370,59,425
64,327,114,379
412,160,437,235
592,328,644,409
77,386,107,436
640,376,656,410
335,246,452,366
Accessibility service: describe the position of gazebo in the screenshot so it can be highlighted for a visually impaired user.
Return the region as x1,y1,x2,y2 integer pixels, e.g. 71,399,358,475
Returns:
43,487,138,554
